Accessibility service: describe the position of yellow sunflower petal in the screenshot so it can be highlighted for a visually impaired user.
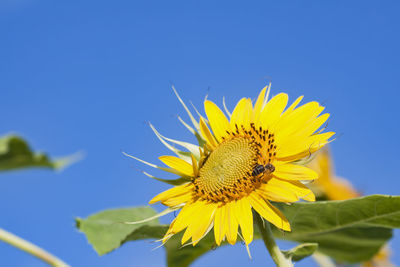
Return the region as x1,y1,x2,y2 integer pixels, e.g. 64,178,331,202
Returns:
171,201,202,233
159,155,194,177
282,106,325,139
226,201,238,245
260,178,315,202
234,197,253,245
199,117,218,149
181,225,193,245
276,131,335,161
274,164,318,181
162,221,175,243
230,98,252,130
204,100,231,143
280,179,316,201
191,203,217,245
257,183,299,203
253,86,268,124
281,95,303,116
298,113,330,137
300,189,316,201
181,202,213,244
162,191,193,207
149,183,192,204
249,193,291,231
191,154,199,177
258,93,288,128
274,101,323,139
214,205,227,245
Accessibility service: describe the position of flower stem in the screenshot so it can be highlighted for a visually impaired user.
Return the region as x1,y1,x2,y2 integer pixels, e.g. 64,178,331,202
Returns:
254,215,293,267
312,252,336,267
0,228,70,267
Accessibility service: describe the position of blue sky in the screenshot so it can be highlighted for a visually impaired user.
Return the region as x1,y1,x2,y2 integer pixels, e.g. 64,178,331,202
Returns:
1,0,399,266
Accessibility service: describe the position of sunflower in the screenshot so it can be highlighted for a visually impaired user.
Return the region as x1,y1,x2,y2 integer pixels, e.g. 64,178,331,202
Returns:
129,85,334,248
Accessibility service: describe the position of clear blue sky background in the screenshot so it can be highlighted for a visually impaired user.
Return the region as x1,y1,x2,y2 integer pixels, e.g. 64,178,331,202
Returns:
1,1,399,266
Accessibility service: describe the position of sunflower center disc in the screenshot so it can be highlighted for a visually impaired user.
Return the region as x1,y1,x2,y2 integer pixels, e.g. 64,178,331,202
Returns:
195,137,258,202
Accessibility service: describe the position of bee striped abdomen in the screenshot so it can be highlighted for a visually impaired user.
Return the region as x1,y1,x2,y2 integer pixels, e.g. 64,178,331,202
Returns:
252,163,275,176
252,164,265,176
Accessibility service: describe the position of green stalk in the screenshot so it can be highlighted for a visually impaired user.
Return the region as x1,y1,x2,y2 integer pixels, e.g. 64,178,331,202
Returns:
312,252,337,267
0,228,70,267
254,215,293,267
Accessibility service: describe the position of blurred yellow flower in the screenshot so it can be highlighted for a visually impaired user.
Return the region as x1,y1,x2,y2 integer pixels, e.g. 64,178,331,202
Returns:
307,147,359,200
136,86,334,247
362,245,395,267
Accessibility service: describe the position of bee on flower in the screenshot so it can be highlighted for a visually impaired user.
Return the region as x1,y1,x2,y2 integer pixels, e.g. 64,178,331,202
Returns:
127,85,334,249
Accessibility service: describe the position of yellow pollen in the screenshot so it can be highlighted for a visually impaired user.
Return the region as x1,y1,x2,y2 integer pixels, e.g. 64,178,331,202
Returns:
193,137,259,202
193,124,277,203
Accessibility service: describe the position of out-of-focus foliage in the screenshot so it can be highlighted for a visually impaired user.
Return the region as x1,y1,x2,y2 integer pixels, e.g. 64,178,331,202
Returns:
77,195,400,266
282,243,318,262
0,134,79,267
0,134,79,172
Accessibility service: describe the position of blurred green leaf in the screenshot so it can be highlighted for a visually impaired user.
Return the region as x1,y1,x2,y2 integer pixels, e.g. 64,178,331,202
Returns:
0,134,80,172
282,243,318,262
77,195,399,266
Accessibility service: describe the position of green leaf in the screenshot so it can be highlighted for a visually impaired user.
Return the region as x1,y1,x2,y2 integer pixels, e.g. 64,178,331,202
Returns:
272,194,399,263
77,195,399,266
0,134,81,172
76,206,215,266
76,206,167,255
282,243,318,262
164,231,217,267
